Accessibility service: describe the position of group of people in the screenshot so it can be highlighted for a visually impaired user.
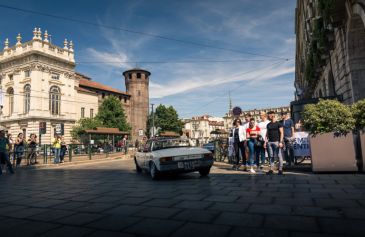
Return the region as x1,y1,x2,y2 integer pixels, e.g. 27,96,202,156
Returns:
231,111,295,175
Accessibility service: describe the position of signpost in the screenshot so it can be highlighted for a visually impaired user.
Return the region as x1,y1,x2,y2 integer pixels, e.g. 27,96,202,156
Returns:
232,106,242,117
54,123,64,136
39,122,47,146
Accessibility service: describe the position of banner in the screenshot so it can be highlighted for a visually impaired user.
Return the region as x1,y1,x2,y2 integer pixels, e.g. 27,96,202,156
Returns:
293,132,311,157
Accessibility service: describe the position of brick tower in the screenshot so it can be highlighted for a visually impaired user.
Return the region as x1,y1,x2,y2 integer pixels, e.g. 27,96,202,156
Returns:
123,68,150,140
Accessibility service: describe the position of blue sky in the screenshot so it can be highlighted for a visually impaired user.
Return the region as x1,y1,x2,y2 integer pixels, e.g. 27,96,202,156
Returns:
0,0,296,118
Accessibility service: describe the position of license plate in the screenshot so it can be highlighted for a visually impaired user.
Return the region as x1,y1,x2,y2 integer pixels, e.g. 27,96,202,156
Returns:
183,160,199,170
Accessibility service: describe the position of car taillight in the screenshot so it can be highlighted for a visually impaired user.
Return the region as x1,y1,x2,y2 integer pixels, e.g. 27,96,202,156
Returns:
204,153,213,159
160,157,173,163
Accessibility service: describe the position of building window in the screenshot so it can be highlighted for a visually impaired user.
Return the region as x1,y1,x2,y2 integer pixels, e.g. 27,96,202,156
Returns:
137,73,141,79
102,93,105,99
90,109,94,118
9,74,13,81
51,73,60,80
138,90,141,96
49,86,61,115
119,96,122,101
124,97,127,103
81,107,85,118
24,70,31,78
128,73,132,79
7,87,14,115
24,84,31,114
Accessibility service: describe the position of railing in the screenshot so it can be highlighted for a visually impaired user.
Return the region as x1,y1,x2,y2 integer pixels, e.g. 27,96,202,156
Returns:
7,143,128,167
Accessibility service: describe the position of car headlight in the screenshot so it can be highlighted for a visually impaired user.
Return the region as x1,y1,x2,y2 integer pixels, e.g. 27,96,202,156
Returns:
160,157,173,163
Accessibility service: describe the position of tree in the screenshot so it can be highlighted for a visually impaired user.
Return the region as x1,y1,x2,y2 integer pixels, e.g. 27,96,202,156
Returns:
71,117,103,140
147,104,182,137
95,96,131,132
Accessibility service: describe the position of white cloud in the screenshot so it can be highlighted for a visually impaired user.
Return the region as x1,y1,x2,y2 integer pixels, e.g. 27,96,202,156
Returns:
86,48,131,68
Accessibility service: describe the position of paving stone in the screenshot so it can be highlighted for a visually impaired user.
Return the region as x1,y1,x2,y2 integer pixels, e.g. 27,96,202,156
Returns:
208,202,249,213
86,215,141,231
273,198,314,206
142,198,180,207
236,196,273,205
38,225,94,237
125,218,184,237
315,199,360,208
53,201,88,210
173,200,213,210
265,215,319,232
171,223,231,237
292,206,343,218
87,230,135,237
172,194,207,201
28,209,76,221
4,207,48,218
172,209,219,223
248,204,292,215
105,204,146,216
204,195,239,202
2,220,60,237
342,207,365,219
214,212,264,227
56,213,104,226
292,232,347,237
77,202,118,213
28,199,67,208
229,227,289,237
319,218,365,236
118,197,151,205
133,206,182,219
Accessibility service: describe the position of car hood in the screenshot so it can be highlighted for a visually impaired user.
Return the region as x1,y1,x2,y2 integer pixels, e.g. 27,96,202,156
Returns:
153,147,211,157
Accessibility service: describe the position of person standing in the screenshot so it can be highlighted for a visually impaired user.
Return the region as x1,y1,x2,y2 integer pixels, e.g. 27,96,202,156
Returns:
280,112,295,166
14,133,25,168
52,135,62,164
231,118,247,171
265,111,284,175
60,136,67,163
0,129,15,175
27,134,38,165
257,112,270,170
246,118,261,173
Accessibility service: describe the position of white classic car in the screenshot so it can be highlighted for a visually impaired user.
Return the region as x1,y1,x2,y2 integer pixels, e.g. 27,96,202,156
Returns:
134,138,214,179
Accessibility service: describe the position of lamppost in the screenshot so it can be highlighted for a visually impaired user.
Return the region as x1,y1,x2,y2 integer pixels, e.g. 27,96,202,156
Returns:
151,103,155,138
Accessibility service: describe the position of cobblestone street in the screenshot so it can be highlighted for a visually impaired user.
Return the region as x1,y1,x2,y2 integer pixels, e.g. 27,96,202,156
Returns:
1,159,365,237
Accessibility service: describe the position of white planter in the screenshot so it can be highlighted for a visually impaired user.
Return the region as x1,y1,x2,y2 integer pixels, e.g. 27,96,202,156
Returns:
361,133,365,171
310,132,358,172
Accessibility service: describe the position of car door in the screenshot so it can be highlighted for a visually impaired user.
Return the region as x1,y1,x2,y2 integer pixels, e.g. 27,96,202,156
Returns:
142,141,152,169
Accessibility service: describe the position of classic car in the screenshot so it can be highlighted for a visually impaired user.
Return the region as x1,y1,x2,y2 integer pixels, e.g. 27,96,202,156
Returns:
134,138,214,179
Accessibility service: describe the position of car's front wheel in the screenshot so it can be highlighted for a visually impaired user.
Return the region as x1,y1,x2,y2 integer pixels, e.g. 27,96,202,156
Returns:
199,167,211,176
135,157,142,173
150,162,160,180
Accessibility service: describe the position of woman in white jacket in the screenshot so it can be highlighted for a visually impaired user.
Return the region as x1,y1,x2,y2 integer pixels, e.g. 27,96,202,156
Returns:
231,118,247,171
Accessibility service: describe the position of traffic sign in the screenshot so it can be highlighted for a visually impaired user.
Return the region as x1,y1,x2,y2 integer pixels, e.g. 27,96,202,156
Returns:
232,106,242,116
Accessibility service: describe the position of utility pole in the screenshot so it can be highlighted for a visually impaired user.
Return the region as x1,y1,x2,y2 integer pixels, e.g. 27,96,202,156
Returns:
151,103,155,138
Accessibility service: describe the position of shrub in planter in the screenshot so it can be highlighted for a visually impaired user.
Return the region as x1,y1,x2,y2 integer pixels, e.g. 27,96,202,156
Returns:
302,99,357,172
302,99,355,136
352,99,365,131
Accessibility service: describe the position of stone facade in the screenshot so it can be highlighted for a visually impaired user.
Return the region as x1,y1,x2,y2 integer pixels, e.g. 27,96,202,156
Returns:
182,115,225,143
0,28,149,144
295,0,365,104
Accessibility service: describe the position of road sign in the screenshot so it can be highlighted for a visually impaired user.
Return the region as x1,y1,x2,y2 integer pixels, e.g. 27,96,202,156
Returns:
138,129,144,136
232,106,242,116
39,122,47,134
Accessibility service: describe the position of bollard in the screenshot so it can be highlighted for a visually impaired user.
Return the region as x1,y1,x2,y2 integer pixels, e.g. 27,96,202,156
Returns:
88,144,92,160
68,144,72,162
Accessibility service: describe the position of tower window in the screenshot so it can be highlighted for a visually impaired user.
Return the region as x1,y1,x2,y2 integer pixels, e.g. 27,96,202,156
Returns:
128,73,132,79
138,90,141,96
102,93,105,99
9,74,13,81
137,73,141,79
124,97,127,103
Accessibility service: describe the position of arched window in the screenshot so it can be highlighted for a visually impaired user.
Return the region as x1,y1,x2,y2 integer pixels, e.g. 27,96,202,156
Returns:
7,87,14,115
49,86,61,115
24,84,31,114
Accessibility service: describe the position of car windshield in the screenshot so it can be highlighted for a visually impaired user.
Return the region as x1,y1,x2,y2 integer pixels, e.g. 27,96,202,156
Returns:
152,139,191,151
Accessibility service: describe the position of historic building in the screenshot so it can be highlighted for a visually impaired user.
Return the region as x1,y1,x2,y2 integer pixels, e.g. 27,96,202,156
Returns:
182,115,225,144
0,28,149,143
295,0,365,103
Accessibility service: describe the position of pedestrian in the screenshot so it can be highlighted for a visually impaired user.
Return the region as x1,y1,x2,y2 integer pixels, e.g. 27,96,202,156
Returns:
7,133,14,165
281,112,295,166
265,111,284,175
0,128,15,175
27,133,38,164
257,112,270,169
14,133,25,168
60,136,67,163
231,118,247,171
243,114,251,161
246,118,261,173
52,135,61,164
122,135,128,154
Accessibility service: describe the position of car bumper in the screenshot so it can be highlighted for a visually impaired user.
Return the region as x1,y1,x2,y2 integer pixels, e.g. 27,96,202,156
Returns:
159,158,214,173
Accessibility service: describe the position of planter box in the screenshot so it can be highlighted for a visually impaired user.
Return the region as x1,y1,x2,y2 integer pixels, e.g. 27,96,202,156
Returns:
310,132,358,172
361,133,365,171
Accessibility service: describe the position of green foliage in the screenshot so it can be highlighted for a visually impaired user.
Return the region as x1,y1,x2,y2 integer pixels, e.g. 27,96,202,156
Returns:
148,104,183,136
302,99,355,135
71,118,103,140
352,99,365,130
95,96,131,132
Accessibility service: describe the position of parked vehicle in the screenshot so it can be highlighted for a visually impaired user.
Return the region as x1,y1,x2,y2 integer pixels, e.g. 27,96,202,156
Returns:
134,138,214,179
202,142,215,153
